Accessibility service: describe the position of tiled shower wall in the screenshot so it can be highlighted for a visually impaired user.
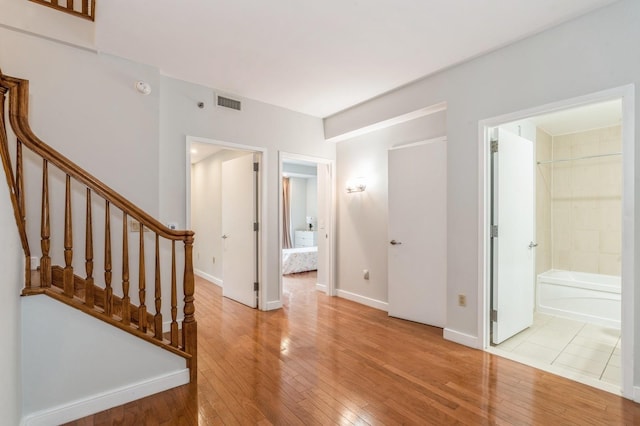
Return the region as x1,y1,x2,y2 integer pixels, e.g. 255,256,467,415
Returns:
536,129,552,275
540,125,622,276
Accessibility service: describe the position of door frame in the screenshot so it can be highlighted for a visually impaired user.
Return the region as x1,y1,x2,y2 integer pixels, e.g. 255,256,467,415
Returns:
477,85,635,398
185,135,268,310
278,151,336,299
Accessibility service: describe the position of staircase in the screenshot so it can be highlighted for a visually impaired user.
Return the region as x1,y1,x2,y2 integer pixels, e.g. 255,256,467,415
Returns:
0,69,197,382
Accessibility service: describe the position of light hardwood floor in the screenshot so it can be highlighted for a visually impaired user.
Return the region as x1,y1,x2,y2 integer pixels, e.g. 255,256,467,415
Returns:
67,272,640,425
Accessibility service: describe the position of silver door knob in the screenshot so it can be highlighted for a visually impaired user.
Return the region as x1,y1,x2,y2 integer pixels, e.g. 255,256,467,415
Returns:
390,240,402,245
528,241,538,249
222,234,229,239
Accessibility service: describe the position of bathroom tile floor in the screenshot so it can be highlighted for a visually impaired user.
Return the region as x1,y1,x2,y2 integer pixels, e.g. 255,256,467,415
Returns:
493,313,621,390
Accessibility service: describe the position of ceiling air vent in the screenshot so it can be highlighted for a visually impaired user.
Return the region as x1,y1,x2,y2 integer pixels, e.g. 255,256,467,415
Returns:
217,95,241,111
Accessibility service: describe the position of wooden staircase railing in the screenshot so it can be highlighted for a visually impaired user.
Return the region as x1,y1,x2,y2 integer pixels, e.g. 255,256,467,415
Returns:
29,0,96,21
0,69,197,383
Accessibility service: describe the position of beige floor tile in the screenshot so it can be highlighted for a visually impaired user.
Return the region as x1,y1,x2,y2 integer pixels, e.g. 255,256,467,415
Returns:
601,364,621,385
553,352,607,377
562,343,613,363
513,341,561,364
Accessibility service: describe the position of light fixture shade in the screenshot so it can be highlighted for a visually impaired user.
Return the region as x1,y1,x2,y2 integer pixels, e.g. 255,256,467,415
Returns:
346,177,367,193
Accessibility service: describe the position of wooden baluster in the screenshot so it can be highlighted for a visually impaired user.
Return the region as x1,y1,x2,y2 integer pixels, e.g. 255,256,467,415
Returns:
16,140,31,288
138,224,147,332
104,201,112,317
63,175,74,297
67,0,73,9
154,234,163,340
84,188,94,307
16,141,24,221
40,160,51,288
170,241,178,347
122,213,130,325
183,235,197,382
82,0,88,15
52,0,58,6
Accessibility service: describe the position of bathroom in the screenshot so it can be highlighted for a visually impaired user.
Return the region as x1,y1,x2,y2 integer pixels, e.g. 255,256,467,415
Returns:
492,99,623,392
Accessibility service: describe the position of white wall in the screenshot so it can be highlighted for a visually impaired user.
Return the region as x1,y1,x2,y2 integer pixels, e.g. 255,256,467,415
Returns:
159,77,335,304
0,165,23,426
336,112,446,304
0,0,94,48
191,149,246,282
21,296,187,424
326,0,640,380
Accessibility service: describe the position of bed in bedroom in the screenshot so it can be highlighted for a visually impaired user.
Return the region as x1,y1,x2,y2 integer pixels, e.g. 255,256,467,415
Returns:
282,246,318,274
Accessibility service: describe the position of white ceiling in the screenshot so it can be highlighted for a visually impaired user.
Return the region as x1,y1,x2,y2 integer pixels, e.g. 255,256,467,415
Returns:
95,0,618,118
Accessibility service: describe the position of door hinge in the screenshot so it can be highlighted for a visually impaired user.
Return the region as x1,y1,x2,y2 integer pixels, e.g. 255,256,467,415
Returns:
253,162,259,172
254,282,259,291
491,309,498,322
253,222,259,231
491,140,499,153
490,225,498,238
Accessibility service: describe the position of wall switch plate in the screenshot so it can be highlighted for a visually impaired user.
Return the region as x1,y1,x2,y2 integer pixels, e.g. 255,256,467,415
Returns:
363,269,370,280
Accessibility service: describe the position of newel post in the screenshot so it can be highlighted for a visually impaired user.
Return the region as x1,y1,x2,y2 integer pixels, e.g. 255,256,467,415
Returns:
182,234,197,383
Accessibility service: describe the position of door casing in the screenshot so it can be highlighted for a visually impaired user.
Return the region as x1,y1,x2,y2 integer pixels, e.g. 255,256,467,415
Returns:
477,85,635,399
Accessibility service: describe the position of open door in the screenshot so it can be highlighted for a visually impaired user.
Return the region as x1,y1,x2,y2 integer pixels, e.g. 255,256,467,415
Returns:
491,128,535,344
222,153,258,308
388,139,447,327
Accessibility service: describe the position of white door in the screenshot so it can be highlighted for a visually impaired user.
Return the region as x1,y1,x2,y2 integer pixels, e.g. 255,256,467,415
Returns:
316,163,332,295
388,139,447,327
222,153,257,308
491,128,535,344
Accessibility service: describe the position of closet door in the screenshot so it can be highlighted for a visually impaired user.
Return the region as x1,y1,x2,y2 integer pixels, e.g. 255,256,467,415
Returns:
388,138,447,327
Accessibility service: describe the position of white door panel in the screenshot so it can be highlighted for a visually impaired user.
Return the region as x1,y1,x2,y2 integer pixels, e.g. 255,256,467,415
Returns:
492,128,535,344
388,139,447,327
222,153,257,308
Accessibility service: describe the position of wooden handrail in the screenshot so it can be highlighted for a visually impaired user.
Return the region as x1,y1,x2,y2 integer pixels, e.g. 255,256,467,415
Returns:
0,68,197,383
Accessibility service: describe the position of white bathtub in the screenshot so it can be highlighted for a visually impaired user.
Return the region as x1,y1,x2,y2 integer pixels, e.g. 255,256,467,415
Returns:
536,269,621,329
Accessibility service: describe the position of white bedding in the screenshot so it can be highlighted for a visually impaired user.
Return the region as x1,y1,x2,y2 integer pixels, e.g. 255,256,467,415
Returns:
282,246,318,274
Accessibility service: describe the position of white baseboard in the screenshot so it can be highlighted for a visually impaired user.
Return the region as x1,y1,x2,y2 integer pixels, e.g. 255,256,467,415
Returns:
316,283,327,292
337,289,388,311
634,386,640,403
21,369,190,426
443,328,479,349
265,300,282,310
194,269,222,287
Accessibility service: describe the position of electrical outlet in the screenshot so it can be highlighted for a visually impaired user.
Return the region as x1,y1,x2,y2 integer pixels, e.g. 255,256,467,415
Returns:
458,294,467,307
130,220,141,232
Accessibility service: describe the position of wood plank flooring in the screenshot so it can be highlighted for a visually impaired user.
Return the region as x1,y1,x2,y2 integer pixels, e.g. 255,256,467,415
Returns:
67,272,640,425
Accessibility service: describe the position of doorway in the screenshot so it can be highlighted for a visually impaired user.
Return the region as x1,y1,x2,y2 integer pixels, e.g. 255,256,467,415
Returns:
479,86,635,398
279,152,335,303
186,136,266,309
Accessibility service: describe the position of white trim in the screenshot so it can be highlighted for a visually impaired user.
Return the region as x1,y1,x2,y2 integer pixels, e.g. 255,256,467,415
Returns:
278,152,337,307
477,85,635,399
388,136,447,151
443,328,480,348
325,102,447,143
337,289,388,311
265,300,283,310
186,136,269,311
634,386,640,403
21,369,189,426
316,283,327,292
194,269,222,287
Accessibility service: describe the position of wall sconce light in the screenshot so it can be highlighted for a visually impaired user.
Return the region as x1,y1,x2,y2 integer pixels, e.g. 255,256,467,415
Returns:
346,177,367,193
